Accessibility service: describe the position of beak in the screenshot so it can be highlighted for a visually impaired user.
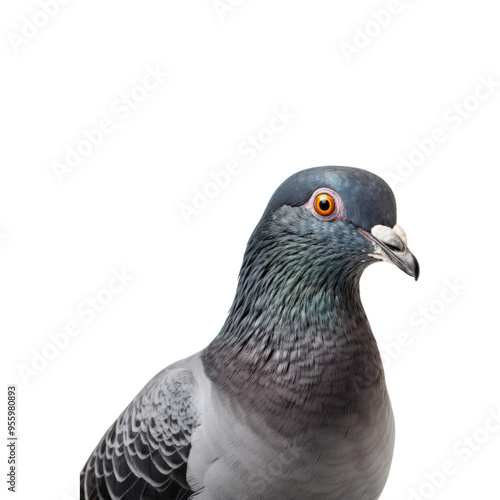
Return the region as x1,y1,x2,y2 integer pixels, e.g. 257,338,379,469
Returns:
358,224,420,281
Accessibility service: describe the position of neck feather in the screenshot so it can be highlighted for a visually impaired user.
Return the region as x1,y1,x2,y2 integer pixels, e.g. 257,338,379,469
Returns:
202,221,385,429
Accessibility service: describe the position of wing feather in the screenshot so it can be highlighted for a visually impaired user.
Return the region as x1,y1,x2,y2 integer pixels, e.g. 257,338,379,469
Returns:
81,368,201,500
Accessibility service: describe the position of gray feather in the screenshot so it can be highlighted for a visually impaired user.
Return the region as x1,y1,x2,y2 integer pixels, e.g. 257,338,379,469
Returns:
81,166,415,500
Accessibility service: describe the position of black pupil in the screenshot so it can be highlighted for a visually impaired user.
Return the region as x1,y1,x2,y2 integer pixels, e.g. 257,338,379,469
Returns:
319,199,330,212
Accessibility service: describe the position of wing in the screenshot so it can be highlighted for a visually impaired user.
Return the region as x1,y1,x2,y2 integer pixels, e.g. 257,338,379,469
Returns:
81,368,202,500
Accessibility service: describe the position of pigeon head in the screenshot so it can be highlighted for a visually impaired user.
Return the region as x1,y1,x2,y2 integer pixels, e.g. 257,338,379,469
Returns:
218,165,419,336
253,165,419,283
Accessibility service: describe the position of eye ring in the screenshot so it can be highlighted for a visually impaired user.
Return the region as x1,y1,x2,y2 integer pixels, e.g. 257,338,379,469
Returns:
301,187,346,222
314,193,335,217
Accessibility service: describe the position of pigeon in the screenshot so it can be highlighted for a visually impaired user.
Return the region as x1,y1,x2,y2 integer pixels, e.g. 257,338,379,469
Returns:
80,166,419,500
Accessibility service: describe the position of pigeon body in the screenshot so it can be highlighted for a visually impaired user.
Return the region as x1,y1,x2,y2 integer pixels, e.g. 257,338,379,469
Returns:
81,166,419,500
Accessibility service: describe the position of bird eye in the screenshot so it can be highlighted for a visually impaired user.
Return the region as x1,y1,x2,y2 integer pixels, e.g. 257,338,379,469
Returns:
314,193,335,216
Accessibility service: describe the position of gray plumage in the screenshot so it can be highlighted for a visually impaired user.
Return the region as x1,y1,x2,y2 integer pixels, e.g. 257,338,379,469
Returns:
81,166,419,500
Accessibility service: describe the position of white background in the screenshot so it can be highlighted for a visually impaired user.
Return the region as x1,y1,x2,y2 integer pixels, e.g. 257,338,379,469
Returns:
1,1,499,499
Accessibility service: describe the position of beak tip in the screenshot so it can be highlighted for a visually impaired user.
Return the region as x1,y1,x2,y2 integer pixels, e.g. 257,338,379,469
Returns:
410,254,420,281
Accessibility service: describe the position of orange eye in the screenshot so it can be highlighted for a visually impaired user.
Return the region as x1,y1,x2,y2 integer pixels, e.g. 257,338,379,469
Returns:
314,193,335,216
